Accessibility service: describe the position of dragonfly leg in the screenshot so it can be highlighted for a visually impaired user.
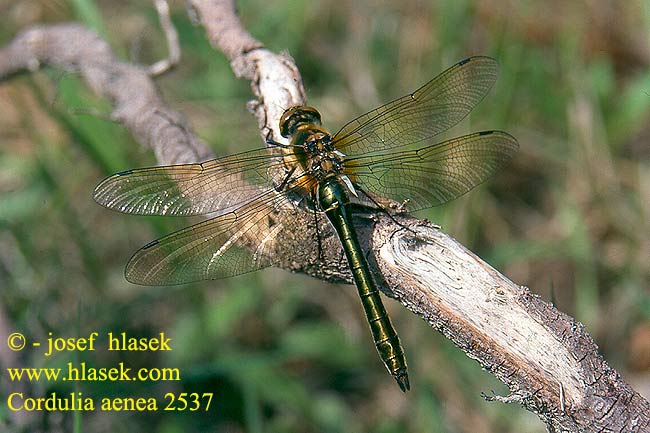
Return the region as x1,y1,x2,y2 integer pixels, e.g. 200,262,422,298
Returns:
354,185,420,239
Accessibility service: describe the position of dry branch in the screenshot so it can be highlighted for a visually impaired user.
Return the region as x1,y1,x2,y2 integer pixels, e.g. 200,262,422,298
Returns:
0,1,648,431
0,23,211,166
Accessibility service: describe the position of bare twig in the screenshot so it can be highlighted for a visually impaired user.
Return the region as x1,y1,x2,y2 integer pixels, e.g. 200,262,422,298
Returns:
148,0,181,76
187,0,306,144
0,2,648,432
0,23,210,166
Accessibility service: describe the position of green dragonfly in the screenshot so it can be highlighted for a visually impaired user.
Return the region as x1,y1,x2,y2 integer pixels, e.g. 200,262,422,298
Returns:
94,56,518,392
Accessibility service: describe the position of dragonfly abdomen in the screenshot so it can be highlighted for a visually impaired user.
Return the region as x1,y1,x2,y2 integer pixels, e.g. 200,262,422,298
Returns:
318,176,410,392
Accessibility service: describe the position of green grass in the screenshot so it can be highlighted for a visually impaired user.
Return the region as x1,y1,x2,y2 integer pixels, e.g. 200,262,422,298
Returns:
0,1,648,432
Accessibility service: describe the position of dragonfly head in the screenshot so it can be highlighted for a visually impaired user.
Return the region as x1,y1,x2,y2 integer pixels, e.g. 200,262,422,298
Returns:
280,106,322,138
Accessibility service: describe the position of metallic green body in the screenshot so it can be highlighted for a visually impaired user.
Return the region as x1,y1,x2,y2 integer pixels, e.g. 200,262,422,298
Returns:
281,107,410,391
318,176,409,391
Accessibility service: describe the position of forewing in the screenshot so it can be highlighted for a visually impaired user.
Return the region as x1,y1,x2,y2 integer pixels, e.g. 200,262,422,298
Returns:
332,56,498,155
93,148,285,216
345,131,518,211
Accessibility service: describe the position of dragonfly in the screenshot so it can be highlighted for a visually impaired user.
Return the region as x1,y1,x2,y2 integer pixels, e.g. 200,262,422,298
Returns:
94,56,518,392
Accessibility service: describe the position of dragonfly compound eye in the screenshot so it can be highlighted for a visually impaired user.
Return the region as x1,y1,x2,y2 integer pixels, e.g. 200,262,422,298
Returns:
279,106,322,138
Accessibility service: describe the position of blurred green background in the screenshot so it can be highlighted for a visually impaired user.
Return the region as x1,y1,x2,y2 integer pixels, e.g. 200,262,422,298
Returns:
1,1,649,432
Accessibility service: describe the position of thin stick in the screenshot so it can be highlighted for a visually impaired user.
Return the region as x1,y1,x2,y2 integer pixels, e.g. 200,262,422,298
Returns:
148,0,181,76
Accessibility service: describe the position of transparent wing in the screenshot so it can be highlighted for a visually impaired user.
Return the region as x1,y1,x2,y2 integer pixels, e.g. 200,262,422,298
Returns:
124,177,317,285
93,148,286,216
345,131,518,211
332,56,498,155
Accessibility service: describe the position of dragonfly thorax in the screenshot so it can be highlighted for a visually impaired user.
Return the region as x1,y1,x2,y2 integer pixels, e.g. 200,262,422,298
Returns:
276,106,356,211
280,106,346,181
298,129,344,179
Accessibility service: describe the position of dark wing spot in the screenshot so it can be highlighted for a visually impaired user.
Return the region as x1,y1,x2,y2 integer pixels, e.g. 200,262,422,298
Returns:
142,239,159,250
